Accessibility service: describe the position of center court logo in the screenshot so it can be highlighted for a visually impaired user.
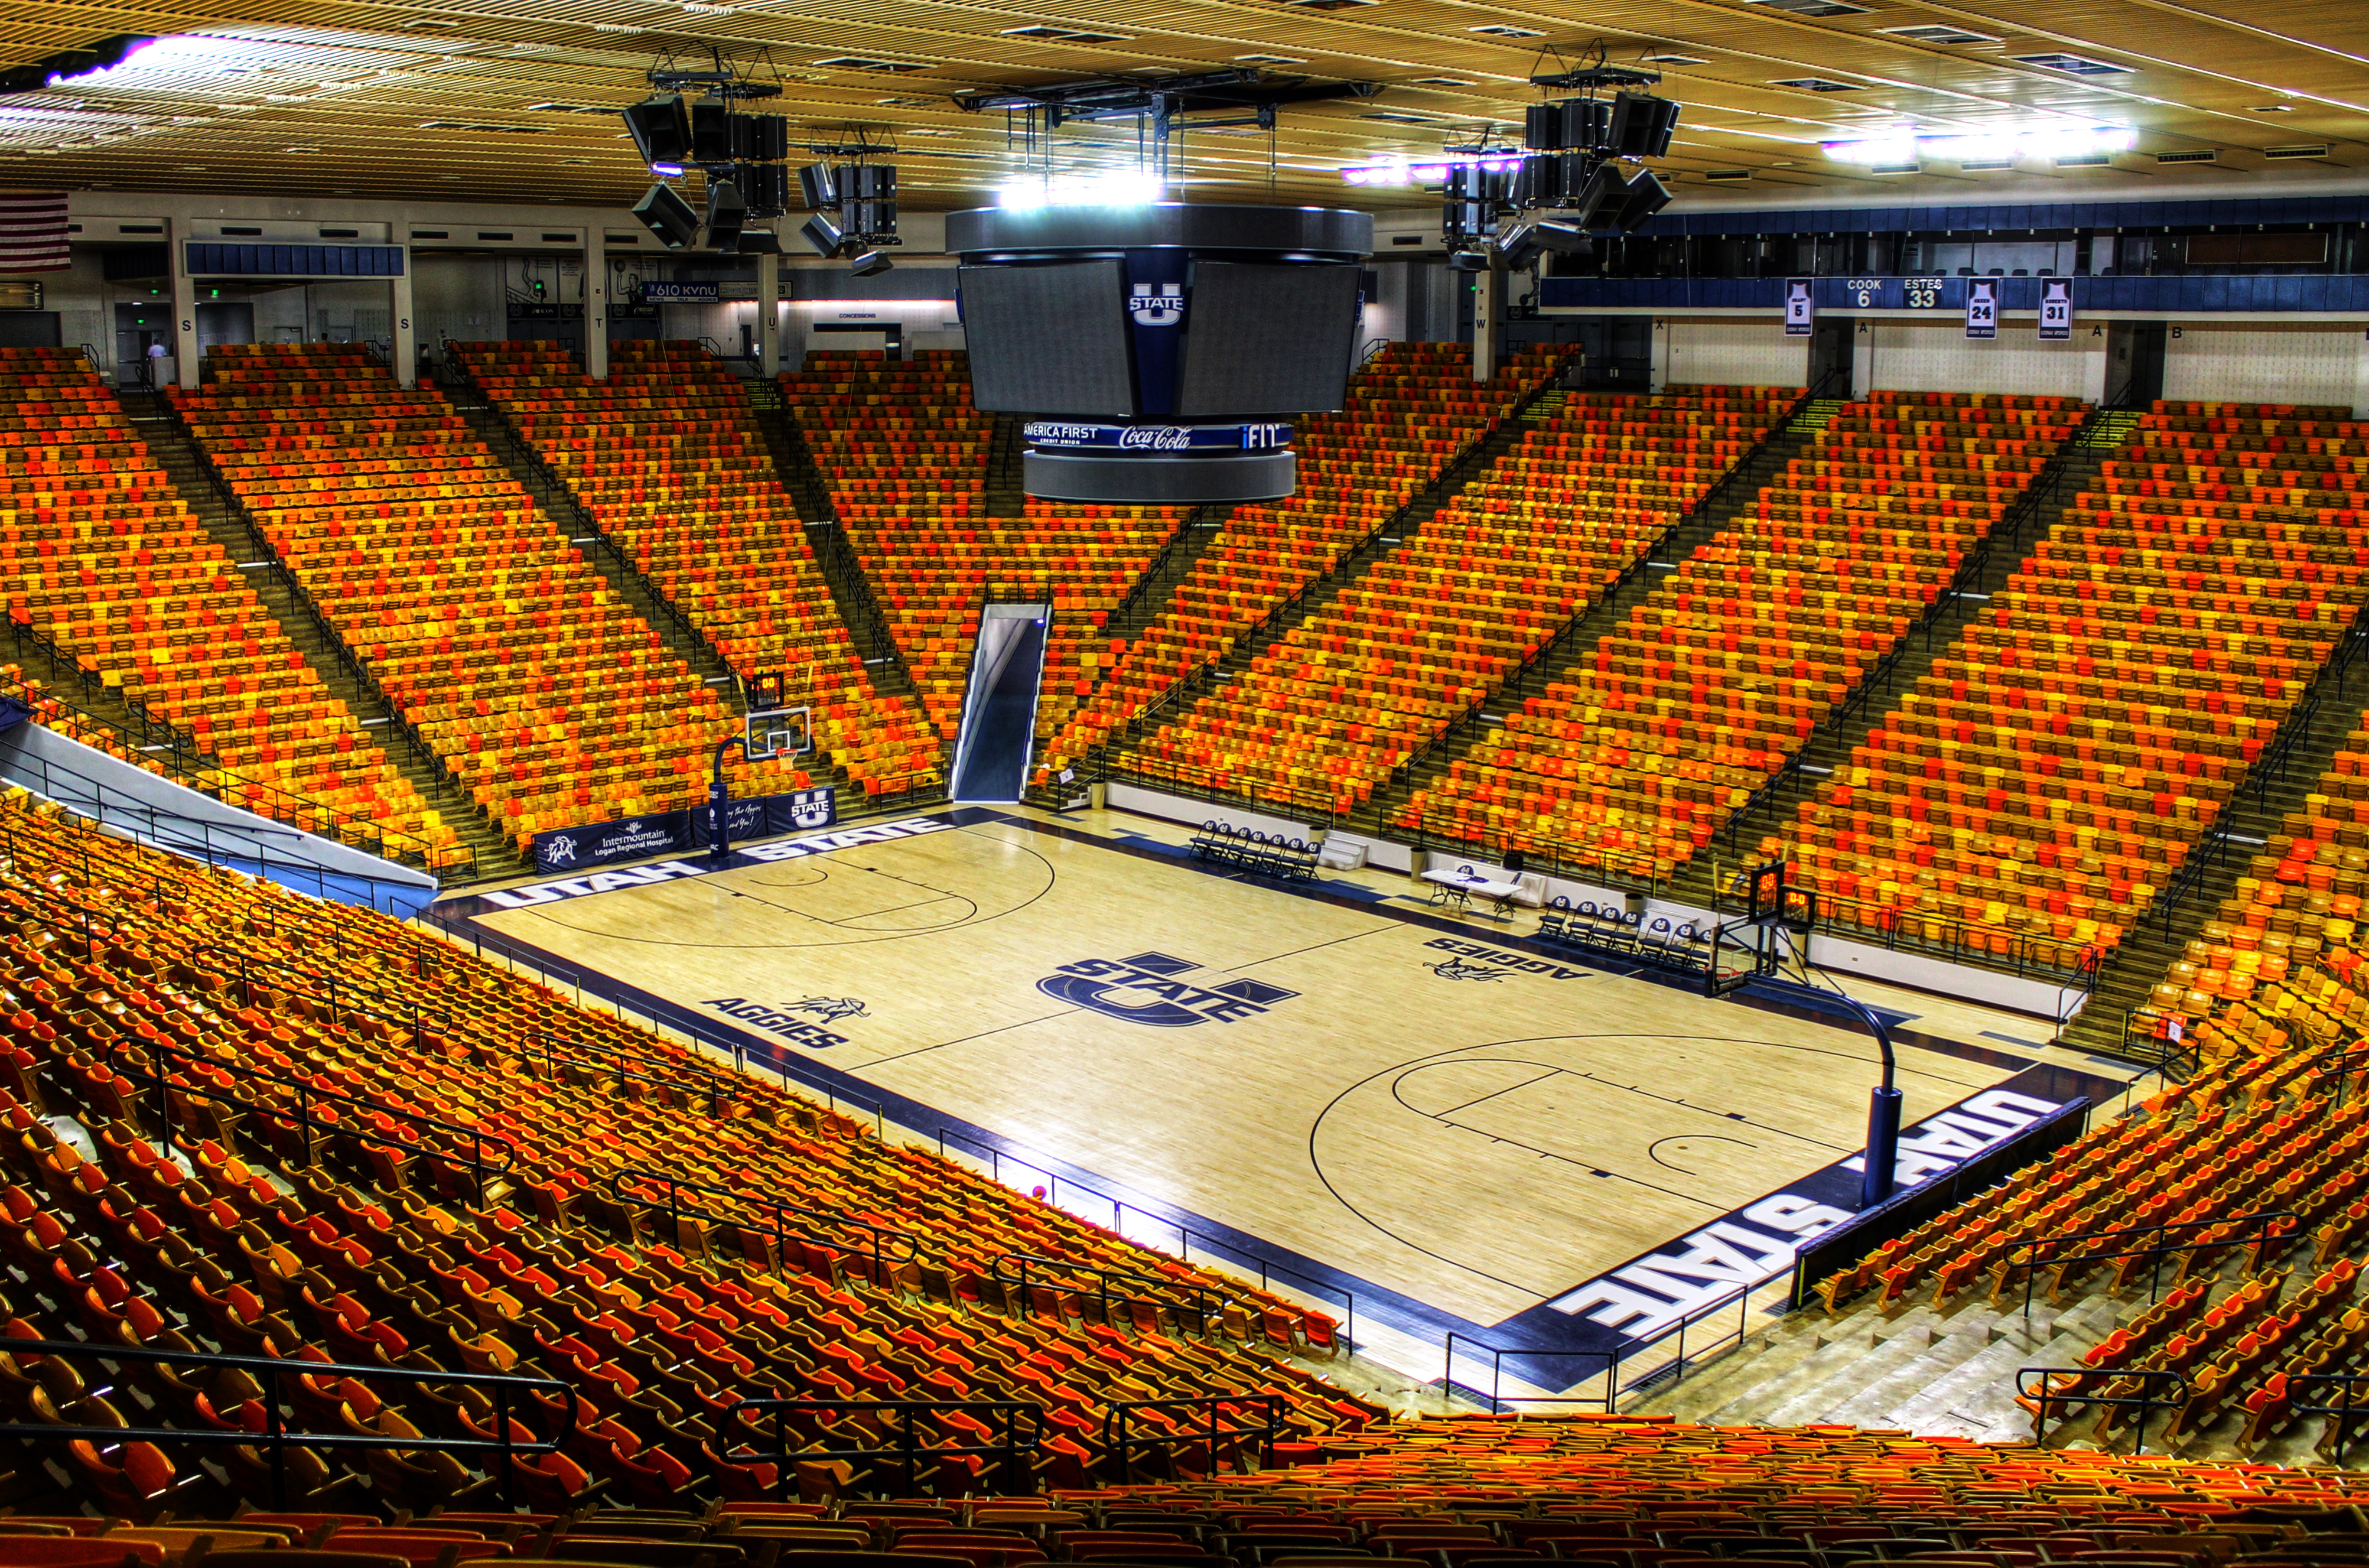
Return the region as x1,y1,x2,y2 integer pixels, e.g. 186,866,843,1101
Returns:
1039,952,1296,1028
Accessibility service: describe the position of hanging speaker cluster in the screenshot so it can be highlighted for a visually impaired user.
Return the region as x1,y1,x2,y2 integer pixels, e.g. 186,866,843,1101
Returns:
623,64,795,253
797,160,899,275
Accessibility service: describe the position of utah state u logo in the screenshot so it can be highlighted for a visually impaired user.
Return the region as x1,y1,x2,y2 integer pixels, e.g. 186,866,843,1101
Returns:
1039,951,1296,1027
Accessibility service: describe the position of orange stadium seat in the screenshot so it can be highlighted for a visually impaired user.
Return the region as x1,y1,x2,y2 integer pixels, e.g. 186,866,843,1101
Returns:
453,340,941,799
167,343,736,853
1057,343,1559,812
0,346,451,866
781,349,1181,746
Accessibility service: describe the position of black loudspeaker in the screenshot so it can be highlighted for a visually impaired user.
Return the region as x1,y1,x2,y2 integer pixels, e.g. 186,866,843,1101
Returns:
1442,199,1489,245
844,198,897,239
1446,249,1491,272
691,99,734,162
1609,92,1680,159
624,94,692,164
705,177,747,248
798,163,838,210
725,115,758,161
801,213,846,257
733,227,783,255
1533,219,1591,255
1615,169,1674,230
633,182,701,249
1524,102,1560,152
850,164,897,199
1559,97,1610,154
850,250,894,277
738,164,790,212
1568,160,1630,229
1499,224,1543,272
752,115,790,162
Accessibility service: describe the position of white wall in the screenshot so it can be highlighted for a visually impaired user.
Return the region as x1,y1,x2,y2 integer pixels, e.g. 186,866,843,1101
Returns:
412,255,505,350
1862,318,2094,399
2162,323,2367,411
1662,319,1809,390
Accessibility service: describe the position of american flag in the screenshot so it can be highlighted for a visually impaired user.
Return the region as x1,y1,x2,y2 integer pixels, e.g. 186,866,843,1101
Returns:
0,192,70,273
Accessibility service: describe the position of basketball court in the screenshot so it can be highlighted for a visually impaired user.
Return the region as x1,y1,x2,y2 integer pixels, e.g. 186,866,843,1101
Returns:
436,804,2139,1387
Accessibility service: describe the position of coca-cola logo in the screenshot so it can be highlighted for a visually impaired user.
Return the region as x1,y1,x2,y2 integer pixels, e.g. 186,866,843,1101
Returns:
1117,425,1193,451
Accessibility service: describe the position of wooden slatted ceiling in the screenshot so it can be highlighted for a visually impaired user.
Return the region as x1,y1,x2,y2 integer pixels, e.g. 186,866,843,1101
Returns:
0,0,2357,209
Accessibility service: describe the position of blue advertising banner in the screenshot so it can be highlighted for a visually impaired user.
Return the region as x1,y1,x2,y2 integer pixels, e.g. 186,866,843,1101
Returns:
532,812,691,873
535,788,839,872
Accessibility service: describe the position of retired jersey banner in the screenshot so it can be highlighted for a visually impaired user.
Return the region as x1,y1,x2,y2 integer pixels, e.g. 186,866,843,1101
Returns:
1965,276,1999,339
2038,276,2073,340
1784,276,1814,336
0,193,69,274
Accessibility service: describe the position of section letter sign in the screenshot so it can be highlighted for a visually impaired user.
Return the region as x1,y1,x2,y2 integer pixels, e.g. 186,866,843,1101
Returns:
1966,276,1999,340
1784,276,1814,336
2038,276,2073,340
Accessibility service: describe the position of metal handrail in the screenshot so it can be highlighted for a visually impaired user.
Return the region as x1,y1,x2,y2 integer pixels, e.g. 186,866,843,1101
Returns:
720,1396,1043,1498
1444,1334,1618,1415
1710,861,2104,993
188,942,454,1045
100,1027,518,1203
2004,1208,2298,1322
520,1029,723,1111
1102,1393,1286,1482
2314,1046,2369,1110
2017,1364,2186,1454
931,1124,1356,1352
990,1251,1228,1326
2292,1370,2369,1462
606,1165,921,1285
0,1336,572,1511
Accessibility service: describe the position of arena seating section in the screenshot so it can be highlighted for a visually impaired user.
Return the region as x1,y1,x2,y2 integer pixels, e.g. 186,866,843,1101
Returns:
165,344,742,854
0,788,1384,1515
783,350,1182,751
1398,391,2064,882
1069,344,1558,810
1769,398,2368,968
453,340,941,799
0,347,451,864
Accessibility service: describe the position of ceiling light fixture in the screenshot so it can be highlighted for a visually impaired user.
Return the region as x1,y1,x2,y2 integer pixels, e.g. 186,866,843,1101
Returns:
1824,123,2134,163
997,168,1164,208
1340,149,1525,186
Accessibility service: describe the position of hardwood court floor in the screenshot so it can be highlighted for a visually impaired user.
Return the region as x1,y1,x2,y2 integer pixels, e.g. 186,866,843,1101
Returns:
470,812,2025,1329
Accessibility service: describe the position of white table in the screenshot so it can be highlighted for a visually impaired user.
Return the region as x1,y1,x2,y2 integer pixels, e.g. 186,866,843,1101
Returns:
1423,866,1525,916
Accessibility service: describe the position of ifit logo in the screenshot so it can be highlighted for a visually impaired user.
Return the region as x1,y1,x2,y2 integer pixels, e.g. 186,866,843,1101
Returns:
1038,951,1296,1027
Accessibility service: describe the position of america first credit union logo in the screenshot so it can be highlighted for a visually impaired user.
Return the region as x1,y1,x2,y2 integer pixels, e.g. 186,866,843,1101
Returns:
1039,951,1297,1028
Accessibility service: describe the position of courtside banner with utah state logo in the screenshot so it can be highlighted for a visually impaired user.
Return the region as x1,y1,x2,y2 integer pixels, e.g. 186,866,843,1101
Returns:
531,788,837,873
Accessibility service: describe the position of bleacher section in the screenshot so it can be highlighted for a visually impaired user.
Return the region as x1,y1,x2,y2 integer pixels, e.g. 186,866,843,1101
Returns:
1400,391,2069,883
1771,398,2367,967
782,350,1180,750
0,347,451,864
453,340,942,799
165,344,737,855
1070,344,1557,811
0,788,1380,1514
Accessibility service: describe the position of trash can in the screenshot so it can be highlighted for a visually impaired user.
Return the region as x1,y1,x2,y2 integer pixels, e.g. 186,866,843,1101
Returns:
1088,781,1108,811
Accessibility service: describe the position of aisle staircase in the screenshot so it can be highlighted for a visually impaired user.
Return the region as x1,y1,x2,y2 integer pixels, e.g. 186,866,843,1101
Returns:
740,377,926,713
439,382,744,711
116,390,516,881
1641,1220,2358,1464
985,412,1027,518
1088,388,1568,801
1663,440,2118,913
1353,417,1815,844
2053,642,2369,1059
